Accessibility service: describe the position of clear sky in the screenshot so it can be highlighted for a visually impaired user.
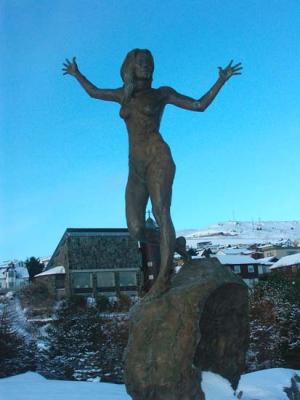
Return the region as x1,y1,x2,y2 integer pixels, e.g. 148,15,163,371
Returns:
1,0,300,260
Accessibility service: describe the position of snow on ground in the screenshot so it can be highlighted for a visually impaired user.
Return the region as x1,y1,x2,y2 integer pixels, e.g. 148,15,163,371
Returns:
1,368,299,400
237,368,299,400
0,372,130,400
7,297,33,343
177,220,300,248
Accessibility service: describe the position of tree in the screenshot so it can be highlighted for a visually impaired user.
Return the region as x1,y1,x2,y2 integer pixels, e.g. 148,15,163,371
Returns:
38,300,129,382
0,301,36,377
25,257,44,281
247,272,300,371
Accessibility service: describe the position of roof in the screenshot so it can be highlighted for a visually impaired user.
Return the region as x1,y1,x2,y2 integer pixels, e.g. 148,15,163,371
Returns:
47,227,133,269
257,256,278,265
260,244,299,250
270,253,300,269
217,248,252,256
66,228,129,235
145,216,158,230
214,255,258,265
35,266,65,277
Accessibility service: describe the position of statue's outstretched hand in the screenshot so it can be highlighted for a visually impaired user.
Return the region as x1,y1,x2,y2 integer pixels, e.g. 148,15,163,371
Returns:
62,57,79,76
218,60,242,81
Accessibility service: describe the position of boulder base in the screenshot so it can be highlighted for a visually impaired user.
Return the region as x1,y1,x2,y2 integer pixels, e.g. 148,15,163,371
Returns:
124,258,249,400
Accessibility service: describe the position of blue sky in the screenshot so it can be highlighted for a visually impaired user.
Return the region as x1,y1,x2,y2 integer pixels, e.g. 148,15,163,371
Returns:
1,0,300,260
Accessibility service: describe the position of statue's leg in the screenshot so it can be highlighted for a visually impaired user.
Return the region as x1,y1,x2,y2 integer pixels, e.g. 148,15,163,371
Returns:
146,156,176,294
125,167,149,242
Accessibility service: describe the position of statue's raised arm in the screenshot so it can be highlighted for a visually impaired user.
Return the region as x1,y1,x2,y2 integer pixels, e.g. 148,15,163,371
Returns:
164,60,242,112
63,49,243,299
62,57,123,103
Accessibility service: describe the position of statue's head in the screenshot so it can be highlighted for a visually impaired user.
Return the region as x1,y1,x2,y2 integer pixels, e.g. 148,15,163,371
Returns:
121,49,154,103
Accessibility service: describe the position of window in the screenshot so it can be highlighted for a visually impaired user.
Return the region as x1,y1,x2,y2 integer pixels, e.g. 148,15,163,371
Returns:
234,265,241,274
96,271,115,288
248,265,254,273
8,270,15,278
72,272,92,289
119,271,137,287
147,261,153,267
258,265,264,275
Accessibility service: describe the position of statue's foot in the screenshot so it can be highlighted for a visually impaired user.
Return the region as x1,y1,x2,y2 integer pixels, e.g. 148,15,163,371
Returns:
143,278,170,302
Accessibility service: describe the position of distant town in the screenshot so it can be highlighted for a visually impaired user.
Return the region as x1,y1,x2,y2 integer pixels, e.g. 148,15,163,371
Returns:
1,220,300,298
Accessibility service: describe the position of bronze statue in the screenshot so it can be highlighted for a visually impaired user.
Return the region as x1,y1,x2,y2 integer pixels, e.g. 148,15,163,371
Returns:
62,49,242,297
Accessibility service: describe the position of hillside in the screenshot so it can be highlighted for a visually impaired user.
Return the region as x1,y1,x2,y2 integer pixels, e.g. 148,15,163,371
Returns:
177,220,300,249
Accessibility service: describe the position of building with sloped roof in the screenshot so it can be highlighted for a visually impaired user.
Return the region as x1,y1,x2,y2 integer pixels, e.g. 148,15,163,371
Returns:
0,260,29,293
38,228,142,298
269,253,300,277
213,255,266,287
260,244,300,259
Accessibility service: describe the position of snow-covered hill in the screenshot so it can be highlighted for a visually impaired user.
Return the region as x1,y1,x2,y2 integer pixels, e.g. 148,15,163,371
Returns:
177,220,300,248
1,368,299,400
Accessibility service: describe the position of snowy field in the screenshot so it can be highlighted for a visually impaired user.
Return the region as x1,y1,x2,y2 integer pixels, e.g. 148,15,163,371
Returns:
1,368,299,400
177,220,300,248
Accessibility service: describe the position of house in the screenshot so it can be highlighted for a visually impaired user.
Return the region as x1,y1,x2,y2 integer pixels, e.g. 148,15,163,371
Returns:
213,255,265,287
34,266,66,298
269,253,300,277
36,228,142,298
260,244,300,259
256,256,278,274
0,260,29,293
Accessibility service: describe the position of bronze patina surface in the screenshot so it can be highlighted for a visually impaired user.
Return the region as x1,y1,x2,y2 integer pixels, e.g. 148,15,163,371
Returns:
63,49,242,297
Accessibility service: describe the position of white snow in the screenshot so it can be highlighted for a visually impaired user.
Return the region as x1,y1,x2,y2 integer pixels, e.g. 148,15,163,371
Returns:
214,255,258,265
217,248,252,256
177,220,300,248
0,372,131,400
238,368,299,400
1,368,299,400
257,256,278,265
35,266,65,277
270,253,300,269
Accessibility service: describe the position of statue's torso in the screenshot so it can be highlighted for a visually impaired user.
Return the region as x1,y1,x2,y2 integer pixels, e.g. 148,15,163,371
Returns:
120,88,170,162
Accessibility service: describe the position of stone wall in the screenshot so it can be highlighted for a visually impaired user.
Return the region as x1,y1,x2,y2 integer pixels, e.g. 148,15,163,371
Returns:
67,235,141,271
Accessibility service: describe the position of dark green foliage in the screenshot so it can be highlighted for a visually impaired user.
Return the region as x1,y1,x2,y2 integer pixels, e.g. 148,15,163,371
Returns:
67,295,87,311
0,302,36,377
95,294,111,312
25,257,44,281
247,272,300,371
38,300,129,382
114,293,132,312
18,281,54,310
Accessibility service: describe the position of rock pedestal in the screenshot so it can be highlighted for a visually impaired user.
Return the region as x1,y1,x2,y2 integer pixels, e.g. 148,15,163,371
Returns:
124,258,249,400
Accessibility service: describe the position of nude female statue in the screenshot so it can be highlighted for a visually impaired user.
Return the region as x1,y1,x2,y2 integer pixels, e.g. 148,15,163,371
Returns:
62,49,242,296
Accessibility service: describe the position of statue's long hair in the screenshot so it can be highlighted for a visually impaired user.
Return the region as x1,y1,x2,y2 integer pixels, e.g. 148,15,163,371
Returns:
120,49,154,104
